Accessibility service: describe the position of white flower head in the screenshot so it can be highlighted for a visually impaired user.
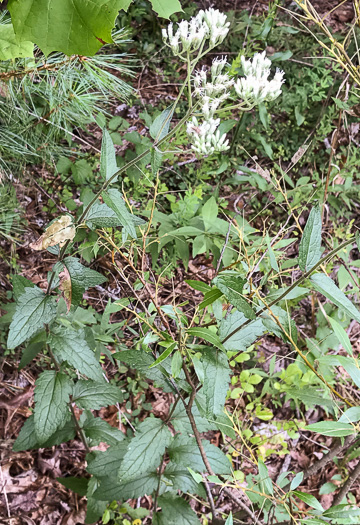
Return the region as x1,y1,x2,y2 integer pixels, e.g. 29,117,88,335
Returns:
187,116,229,155
162,8,229,58
235,51,285,104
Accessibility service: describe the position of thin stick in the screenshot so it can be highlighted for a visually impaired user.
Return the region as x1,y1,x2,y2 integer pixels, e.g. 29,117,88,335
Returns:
333,459,360,506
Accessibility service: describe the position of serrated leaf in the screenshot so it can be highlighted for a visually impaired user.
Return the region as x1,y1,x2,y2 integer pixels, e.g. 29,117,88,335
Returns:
305,421,355,437
49,328,104,381
310,273,360,323
293,491,324,512
62,257,107,306
86,477,107,525
9,0,132,56
87,442,128,478
7,287,57,349
149,0,182,19
82,413,125,446
154,495,200,525
170,401,217,434
73,380,121,409
150,105,174,142
214,275,255,319
118,418,172,482
168,435,232,474
186,327,225,352
0,23,33,59
84,200,145,230
286,388,335,410
100,128,118,181
11,275,35,301
102,189,136,238
220,310,265,351
93,472,159,501
19,341,44,369
162,463,206,498
13,415,76,451
57,477,88,497
298,206,322,272
202,347,230,417
34,371,72,444
113,349,174,392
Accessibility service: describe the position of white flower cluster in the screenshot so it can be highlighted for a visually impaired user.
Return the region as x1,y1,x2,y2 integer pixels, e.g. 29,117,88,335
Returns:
187,116,229,155
162,8,230,57
234,51,285,104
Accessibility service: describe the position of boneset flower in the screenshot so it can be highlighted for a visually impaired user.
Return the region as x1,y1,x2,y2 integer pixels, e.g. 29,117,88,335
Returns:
234,51,285,104
187,116,229,155
162,9,230,58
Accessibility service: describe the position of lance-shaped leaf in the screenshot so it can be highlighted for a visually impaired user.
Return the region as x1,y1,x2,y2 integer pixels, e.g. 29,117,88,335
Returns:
298,206,322,272
154,495,200,525
201,347,230,417
118,418,172,483
7,287,57,349
305,421,355,437
72,380,121,409
310,273,360,323
261,304,298,345
186,327,225,352
0,23,33,60
102,189,137,238
100,128,118,181
150,105,174,142
49,328,104,381
61,256,107,306
214,274,255,320
9,0,133,56
30,215,75,251
34,371,73,443
168,435,232,474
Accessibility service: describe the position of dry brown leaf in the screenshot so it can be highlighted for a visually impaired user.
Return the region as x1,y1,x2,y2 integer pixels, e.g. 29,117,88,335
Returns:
58,267,72,312
30,215,75,251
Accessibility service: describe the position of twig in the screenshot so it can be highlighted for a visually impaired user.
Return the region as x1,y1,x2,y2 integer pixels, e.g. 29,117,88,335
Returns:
333,459,360,506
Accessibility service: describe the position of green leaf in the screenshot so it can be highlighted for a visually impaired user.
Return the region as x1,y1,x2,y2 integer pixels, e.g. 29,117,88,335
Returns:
266,235,279,272
305,421,355,437
87,442,129,478
213,275,255,320
258,460,274,496
34,371,72,444
225,513,233,525
7,287,57,349
185,280,212,293
220,311,265,351
335,356,360,390
49,328,104,381
57,477,89,497
286,388,335,410
0,23,33,59
102,189,137,238
154,495,200,525
163,463,206,498
149,0,182,19
114,349,174,392
93,472,159,501
202,197,218,231
8,0,132,56
290,471,304,491
168,435,232,474
298,206,322,272
150,105,174,142
323,504,360,519
73,380,121,409
86,477,107,525
149,342,177,368
261,304,298,345
186,327,225,352
118,418,172,482
199,288,223,309
82,412,125,446
311,273,360,322
19,341,44,369
170,401,217,434
11,275,35,300
201,348,230,417
100,128,118,182
13,415,76,451
328,317,353,356
63,256,107,306
339,407,360,424
292,491,324,512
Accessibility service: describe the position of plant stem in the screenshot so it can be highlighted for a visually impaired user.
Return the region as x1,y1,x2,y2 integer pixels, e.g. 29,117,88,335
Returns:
333,458,360,506
221,237,355,345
